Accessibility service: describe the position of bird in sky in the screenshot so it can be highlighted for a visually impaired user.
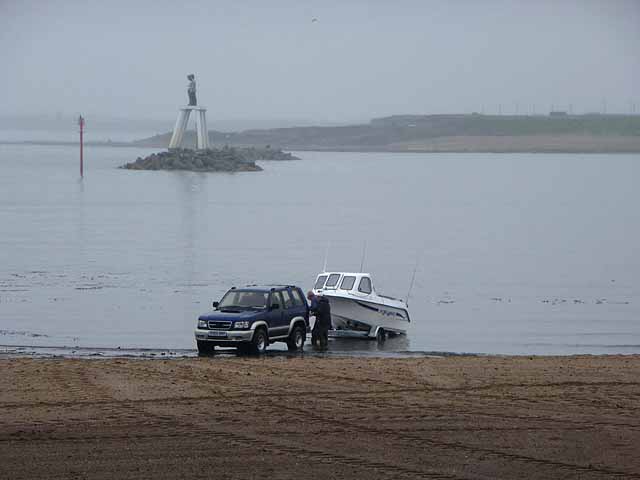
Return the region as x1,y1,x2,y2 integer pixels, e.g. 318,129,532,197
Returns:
311,18,318,22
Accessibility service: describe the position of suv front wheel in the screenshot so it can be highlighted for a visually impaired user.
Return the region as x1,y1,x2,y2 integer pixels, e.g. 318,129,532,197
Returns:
251,327,268,354
197,340,215,355
287,324,306,351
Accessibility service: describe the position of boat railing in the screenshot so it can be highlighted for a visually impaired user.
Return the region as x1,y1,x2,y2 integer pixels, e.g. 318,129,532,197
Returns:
378,294,403,302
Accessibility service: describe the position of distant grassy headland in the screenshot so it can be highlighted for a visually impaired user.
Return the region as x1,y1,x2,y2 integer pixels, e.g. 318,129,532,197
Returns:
135,113,640,153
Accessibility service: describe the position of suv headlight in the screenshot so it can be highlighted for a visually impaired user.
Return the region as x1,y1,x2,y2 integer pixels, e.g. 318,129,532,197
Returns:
234,321,250,329
198,320,208,329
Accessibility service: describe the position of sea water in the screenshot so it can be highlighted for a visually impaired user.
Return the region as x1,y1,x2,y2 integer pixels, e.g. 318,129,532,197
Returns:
1,143,639,355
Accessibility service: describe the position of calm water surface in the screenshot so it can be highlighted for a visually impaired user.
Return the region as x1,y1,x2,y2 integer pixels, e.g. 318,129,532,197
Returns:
1,144,639,355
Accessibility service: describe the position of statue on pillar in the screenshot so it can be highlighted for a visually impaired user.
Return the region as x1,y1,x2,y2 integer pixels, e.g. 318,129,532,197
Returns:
187,74,197,106
168,74,210,150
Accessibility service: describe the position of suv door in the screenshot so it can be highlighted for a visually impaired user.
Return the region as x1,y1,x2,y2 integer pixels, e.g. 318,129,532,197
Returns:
280,288,297,326
279,289,297,335
267,291,287,338
288,287,309,326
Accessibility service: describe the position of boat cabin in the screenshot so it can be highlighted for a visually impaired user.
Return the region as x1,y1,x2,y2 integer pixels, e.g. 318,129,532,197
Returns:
313,272,375,295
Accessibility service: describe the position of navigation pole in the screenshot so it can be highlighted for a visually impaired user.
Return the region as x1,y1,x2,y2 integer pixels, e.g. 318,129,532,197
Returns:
78,115,85,177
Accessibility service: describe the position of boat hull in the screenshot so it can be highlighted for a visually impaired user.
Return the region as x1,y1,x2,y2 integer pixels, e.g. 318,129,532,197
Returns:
322,294,410,337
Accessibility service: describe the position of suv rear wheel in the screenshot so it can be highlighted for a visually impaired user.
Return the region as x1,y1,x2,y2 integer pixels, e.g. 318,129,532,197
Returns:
287,324,306,351
251,327,268,354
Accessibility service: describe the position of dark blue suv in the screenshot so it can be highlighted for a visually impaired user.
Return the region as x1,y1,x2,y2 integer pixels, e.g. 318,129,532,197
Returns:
194,285,309,354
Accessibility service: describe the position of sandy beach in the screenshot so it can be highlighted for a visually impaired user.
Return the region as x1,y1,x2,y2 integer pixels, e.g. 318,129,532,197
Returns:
1,354,639,479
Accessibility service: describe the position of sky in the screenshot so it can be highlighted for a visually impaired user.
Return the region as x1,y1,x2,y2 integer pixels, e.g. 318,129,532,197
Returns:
1,0,639,128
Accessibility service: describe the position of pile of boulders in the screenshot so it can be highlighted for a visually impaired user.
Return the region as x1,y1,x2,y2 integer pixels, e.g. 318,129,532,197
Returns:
239,146,300,161
121,148,263,172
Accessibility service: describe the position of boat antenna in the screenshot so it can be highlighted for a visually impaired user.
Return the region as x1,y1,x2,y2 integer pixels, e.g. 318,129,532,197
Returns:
406,252,420,306
359,240,367,272
322,241,330,273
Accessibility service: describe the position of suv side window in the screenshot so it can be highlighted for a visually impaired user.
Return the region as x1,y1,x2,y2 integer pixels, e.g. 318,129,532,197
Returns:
281,289,293,309
270,291,283,309
290,288,304,307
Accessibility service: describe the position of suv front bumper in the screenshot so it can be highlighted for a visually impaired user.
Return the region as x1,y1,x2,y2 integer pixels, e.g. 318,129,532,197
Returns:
194,328,254,344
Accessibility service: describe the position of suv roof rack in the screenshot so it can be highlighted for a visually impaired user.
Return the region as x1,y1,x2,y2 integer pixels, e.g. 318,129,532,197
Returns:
236,284,300,290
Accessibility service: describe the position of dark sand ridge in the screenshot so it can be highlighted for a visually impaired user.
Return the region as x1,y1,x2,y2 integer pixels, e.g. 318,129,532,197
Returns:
1,355,639,479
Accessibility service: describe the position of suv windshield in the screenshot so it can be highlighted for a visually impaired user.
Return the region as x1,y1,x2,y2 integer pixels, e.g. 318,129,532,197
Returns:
218,290,268,310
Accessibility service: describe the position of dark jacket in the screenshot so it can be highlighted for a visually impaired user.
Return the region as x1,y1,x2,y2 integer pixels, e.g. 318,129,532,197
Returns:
311,296,331,329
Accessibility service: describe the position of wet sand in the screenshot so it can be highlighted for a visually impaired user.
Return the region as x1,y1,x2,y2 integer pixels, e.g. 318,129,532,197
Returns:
1,355,639,479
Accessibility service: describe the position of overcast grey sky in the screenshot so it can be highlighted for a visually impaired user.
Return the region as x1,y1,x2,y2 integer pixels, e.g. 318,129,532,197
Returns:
1,0,639,125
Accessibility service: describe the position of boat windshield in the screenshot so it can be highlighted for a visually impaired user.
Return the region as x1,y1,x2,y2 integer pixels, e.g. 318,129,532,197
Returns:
358,277,372,294
340,276,356,290
314,275,328,289
218,290,268,310
324,273,341,289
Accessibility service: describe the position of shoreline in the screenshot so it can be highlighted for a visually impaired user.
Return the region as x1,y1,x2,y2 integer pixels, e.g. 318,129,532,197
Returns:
4,343,640,359
2,355,639,478
3,137,640,154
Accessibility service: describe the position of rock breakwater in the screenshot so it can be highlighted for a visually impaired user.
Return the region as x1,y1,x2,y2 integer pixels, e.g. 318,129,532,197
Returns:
120,148,262,172
239,146,300,161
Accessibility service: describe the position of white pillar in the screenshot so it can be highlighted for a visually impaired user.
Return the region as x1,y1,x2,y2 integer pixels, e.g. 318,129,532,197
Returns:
201,110,210,149
195,110,203,149
196,108,209,149
168,108,191,149
168,106,209,150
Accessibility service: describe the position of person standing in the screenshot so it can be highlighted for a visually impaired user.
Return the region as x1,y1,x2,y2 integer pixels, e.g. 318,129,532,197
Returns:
307,291,331,350
187,74,197,106
307,291,319,346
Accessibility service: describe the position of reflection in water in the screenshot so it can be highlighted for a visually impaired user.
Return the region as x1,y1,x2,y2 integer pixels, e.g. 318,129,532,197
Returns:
174,172,203,256
1,335,422,359
75,177,87,267
174,172,204,325
329,334,410,353
197,332,411,357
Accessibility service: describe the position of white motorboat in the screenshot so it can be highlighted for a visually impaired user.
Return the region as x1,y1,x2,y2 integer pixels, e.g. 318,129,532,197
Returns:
312,271,410,340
